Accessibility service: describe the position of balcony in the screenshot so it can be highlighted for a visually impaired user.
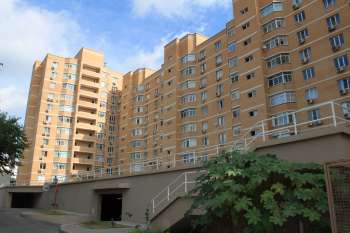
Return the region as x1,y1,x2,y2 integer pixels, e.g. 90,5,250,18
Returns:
76,122,96,131
79,89,99,99
72,157,94,165
76,111,97,120
81,68,101,80
75,133,96,142
77,100,97,110
80,78,100,89
74,145,95,154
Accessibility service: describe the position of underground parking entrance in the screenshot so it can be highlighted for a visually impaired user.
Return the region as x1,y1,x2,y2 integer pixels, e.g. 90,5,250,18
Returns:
11,192,42,208
100,193,123,221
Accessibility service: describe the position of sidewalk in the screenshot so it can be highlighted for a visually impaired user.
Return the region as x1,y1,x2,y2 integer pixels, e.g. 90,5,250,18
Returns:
20,209,141,233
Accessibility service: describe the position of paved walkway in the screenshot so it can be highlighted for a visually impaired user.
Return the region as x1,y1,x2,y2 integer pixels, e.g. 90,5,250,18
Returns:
20,209,141,233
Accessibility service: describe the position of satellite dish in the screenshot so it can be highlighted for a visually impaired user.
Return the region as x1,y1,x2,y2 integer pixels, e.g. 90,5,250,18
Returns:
42,182,50,192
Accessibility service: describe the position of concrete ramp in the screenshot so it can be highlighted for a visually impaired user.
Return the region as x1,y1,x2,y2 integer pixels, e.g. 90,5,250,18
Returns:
150,197,193,232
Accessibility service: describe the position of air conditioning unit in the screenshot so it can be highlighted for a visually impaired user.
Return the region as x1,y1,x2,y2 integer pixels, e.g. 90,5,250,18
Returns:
262,45,268,51
301,57,309,64
337,66,346,73
216,92,221,97
332,45,341,52
340,89,348,96
292,3,300,10
307,99,314,105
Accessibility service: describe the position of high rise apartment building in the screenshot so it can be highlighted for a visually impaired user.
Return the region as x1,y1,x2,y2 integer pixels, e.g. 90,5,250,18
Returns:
18,0,350,184
17,48,123,185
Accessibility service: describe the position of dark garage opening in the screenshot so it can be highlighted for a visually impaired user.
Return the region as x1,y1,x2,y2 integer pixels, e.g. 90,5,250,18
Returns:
11,193,40,208
100,194,122,221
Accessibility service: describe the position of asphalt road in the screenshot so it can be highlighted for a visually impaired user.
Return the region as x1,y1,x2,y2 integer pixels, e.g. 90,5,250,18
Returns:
0,208,60,233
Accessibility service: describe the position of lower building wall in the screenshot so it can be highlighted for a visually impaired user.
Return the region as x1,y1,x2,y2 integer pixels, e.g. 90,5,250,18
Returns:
1,129,350,225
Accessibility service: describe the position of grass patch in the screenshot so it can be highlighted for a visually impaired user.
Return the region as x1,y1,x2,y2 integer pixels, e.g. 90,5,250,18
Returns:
80,220,130,229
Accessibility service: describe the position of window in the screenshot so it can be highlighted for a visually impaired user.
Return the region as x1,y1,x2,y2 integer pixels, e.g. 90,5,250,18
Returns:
40,163,46,170
230,72,239,83
243,38,252,46
202,122,209,131
305,87,318,100
232,126,241,136
200,77,207,88
216,84,224,96
308,108,321,121
181,108,196,118
133,117,144,125
55,139,71,146
200,63,207,73
303,67,315,80
217,99,224,109
181,66,196,77
341,102,350,114
54,151,71,158
198,50,206,60
244,55,254,63
240,7,248,15
59,105,74,112
201,106,208,116
216,55,223,66
216,69,223,81
132,129,143,136
57,127,72,135
49,82,56,89
299,47,312,63
60,94,73,101
214,40,222,50
323,0,336,8
228,57,238,68
182,138,197,148
270,92,296,106
58,116,72,124
262,18,285,33
181,54,196,64
292,0,302,6
62,83,76,91
329,34,344,51
202,136,209,146
182,123,197,133
242,22,250,30
264,35,288,50
246,73,255,80
266,53,291,68
64,63,77,71
217,116,225,127
334,55,348,71
134,95,144,102
338,76,350,91
201,91,208,102
247,90,257,98
294,11,306,23
232,108,240,118
54,163,66,170
260,2,283,17
228,43,236,52
63,73,76,80
272,112,294,127
130,140,144,148
51,62,58,70
297,28,309,44
181,94,196,104
43,127,50,136
218,133,227,145
249,110,258,117
130,152,142,160
268,72,292,87
181,80,196,89
227,28,235,37
231,90,240,100
327,14,340,31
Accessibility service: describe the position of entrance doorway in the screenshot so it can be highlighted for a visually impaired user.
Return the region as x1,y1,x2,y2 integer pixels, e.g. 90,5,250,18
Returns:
100,194,122,221
11,193,40,208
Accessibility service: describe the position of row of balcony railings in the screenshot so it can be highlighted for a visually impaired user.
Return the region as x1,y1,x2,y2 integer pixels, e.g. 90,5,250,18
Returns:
12,100,350,186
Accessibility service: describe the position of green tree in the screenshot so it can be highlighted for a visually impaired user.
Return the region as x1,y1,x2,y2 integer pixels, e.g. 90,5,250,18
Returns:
189,151,330,233
0,111,27,175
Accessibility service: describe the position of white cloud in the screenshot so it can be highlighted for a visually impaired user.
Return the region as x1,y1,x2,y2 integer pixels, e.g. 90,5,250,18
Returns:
0,0,84,117
131,0,231,18
0,86,27,114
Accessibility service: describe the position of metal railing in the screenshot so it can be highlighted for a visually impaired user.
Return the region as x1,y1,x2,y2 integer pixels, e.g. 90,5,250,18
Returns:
14,100,350,186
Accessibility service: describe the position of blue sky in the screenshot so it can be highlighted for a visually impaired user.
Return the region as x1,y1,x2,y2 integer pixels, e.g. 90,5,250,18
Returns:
0,0,233,120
